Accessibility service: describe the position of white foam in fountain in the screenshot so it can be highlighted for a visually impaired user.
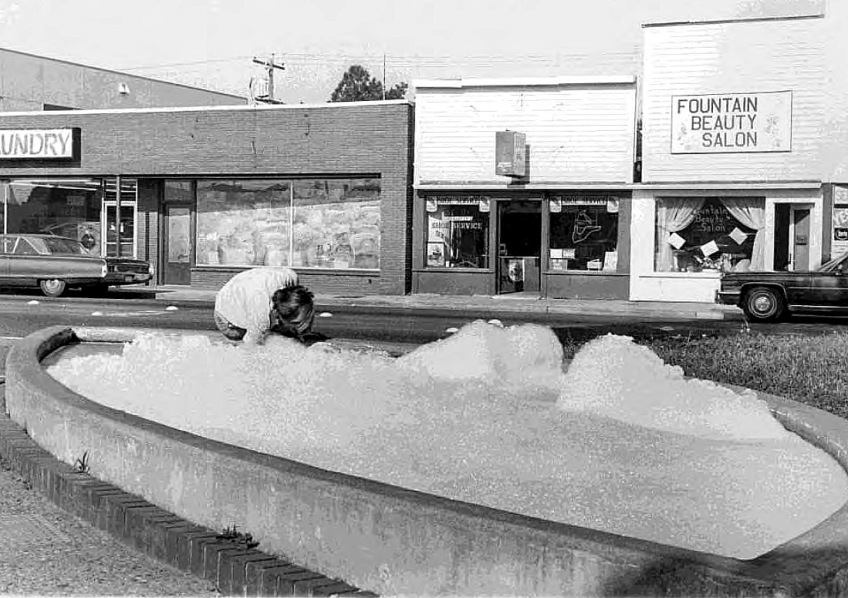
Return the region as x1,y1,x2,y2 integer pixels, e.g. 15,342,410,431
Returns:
48,322,848,560
558,333,790,441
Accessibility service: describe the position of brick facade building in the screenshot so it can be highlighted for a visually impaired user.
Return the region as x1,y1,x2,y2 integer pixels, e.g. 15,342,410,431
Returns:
0,101,414,295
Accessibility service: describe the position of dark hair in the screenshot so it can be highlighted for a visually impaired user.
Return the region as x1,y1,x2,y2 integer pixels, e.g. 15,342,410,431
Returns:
269,285,315,341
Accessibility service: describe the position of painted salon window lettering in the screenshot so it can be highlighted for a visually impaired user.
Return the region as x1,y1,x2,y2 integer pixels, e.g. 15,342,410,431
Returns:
693,204,730,233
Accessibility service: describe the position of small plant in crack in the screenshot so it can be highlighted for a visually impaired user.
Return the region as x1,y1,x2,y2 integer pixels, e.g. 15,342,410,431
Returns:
216,523,259,549
74,451,90,474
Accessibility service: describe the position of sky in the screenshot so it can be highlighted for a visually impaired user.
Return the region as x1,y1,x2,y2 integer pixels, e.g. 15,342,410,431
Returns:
0,0,826,104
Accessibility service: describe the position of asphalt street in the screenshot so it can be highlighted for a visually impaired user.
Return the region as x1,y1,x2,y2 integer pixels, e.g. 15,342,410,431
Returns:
0,289,847,346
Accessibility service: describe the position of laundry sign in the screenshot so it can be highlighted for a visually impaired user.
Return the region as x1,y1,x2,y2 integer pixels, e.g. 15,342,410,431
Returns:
0,128,77,159
671,91,792,154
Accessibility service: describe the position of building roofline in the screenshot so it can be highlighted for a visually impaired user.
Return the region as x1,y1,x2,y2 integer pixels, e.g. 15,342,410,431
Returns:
0,99,411,118
642,13,824,29
0,46,246,100
413,75,636,90
415,181,822,191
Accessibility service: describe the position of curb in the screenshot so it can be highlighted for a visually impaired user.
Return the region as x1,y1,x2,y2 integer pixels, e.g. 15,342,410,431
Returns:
0,384,373,598
147,296,742,322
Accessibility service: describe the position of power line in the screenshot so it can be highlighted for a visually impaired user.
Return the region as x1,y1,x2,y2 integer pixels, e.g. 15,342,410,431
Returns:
120,55,253,71
118,47,641,72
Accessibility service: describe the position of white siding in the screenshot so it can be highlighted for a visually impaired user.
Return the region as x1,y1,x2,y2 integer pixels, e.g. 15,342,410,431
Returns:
823,0,848,182
414,83,636,186
642,18,825,183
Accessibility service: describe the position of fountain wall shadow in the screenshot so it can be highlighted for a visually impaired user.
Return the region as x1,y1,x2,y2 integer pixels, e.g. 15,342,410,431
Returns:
6,325,848,596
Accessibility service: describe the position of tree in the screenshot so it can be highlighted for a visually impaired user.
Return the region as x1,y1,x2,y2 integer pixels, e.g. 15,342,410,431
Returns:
329,65,408,102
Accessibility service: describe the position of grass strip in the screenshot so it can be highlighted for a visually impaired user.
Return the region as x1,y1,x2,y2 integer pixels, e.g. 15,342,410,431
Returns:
562,331,848,419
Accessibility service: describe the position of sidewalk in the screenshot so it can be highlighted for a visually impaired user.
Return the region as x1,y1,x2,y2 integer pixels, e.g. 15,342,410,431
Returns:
0,341,217,596
135,285,745,322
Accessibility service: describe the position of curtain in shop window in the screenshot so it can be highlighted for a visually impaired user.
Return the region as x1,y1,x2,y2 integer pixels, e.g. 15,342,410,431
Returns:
655,198,705,271
719,198,765,270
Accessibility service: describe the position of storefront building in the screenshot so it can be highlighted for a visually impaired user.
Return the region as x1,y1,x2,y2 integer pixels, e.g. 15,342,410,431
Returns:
0,101,414,295
633,13,828,302
412,77,637,299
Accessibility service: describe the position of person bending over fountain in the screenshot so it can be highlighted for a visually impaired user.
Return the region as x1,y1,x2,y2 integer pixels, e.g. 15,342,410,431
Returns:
213,267,316,345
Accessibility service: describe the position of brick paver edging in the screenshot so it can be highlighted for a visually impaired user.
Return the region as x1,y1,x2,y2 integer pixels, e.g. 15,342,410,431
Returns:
0,385,373,598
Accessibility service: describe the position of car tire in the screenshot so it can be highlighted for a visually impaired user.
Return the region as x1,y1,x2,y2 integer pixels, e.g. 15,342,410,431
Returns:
743,287,785,321
39,278,67,298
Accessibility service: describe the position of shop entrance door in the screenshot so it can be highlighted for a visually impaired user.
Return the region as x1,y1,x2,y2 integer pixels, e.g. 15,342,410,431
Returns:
774,204,811,271
102,202,136,258
791,207,811,271
497,200,541,294
164,205,192,285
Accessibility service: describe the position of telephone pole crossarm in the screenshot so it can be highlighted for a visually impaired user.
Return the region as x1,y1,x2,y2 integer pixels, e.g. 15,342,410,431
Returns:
251,54,286,104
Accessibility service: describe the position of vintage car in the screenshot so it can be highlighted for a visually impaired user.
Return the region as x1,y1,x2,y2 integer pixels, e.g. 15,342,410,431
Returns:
0,233,153,297
716,252,848,321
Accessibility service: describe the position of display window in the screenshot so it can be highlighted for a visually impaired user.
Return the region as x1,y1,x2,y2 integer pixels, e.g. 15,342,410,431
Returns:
654,197,763,273
195,177,380,270
1,177,136,258
425,196,490,268
548,196,619,272
293,179,381,269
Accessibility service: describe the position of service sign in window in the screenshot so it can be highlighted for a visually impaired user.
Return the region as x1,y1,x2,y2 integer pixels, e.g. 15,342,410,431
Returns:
670,91,792,154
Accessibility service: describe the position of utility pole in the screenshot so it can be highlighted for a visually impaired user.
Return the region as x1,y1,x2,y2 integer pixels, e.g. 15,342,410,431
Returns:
252,54,285,104
382,53,387,100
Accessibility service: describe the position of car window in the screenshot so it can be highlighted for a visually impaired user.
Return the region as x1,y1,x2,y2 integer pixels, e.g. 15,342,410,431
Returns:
12,237,39,255
818,252,848,273
0,236,12,254
41,236,86,255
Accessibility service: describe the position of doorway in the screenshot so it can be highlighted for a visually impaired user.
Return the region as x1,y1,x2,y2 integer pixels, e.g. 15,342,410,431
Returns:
773,204,811,271
102,202,136,258
164,205,192,285
497,200,541,293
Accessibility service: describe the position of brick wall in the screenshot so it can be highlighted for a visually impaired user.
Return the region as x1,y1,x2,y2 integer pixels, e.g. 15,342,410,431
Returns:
0,101,415,295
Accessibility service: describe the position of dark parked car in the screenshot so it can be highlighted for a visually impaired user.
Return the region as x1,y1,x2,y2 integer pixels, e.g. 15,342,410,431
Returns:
0,233,153,297
716,252,848,321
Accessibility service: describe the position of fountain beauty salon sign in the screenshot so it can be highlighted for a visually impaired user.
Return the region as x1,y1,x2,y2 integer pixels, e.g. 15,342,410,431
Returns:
671,91,792,154
0,128,76,159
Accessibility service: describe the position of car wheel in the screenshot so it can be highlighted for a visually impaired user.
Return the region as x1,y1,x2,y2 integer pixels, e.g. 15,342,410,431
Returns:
743,287,785,321
39,279,67,298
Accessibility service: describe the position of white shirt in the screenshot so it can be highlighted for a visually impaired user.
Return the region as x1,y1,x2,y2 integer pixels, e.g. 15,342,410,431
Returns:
214,267,299,343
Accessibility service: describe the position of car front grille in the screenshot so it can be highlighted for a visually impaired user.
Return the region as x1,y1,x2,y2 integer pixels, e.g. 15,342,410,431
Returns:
108,263,149,274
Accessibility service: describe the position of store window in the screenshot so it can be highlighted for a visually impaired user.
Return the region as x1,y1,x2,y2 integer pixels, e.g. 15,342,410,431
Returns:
195,177,381,269
293,179,381,269
2,178,103,252
654,197,763,273
548,196,619,272
425,196,490,268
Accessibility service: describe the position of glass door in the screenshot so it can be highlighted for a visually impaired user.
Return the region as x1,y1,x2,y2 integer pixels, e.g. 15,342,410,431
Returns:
102,202,136,258
101,178,137,258
164,205,192,285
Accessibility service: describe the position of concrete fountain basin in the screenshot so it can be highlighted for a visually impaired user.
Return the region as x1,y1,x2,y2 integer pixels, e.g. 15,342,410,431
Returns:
5,325,848,596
